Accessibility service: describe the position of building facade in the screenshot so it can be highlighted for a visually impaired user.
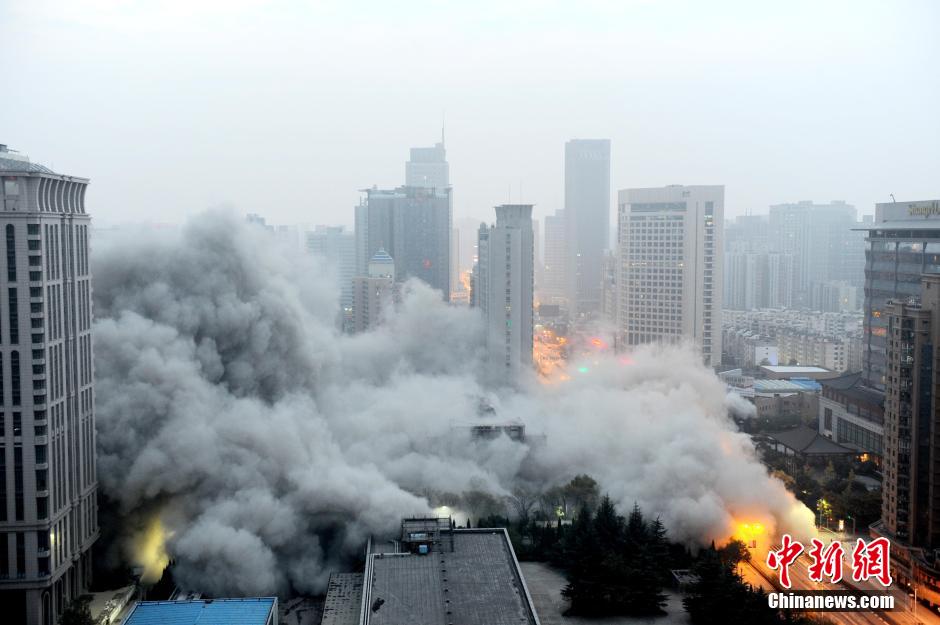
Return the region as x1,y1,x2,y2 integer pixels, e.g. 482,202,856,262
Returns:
473,205,534,383
354,186,451,300
564,139,610,316
352,249,396,333
862,199,940,390
306,225,356,319
540,209,566,306
871,274,940,603
724,251,794,310
768,200,864,306
617,185,723,366
0,146,97,625
405,141,448,190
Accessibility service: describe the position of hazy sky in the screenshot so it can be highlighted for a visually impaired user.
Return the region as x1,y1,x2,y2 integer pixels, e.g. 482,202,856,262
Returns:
2,0,938,228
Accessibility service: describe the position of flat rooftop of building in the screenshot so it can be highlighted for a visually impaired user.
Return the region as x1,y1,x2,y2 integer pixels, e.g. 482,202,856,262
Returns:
120,598,276,625
754,379,811,393
760,365,838,380
761,365,829,374
364,529,538,625
321,573,363,625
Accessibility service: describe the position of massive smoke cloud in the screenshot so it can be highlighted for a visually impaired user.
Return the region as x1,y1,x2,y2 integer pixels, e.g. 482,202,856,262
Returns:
92,210,813,597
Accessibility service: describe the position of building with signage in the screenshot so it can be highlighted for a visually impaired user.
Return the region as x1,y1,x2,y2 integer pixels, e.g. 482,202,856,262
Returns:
860,199,940,390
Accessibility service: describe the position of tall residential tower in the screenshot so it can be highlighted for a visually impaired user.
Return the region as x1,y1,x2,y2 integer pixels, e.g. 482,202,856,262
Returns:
0,145,97,625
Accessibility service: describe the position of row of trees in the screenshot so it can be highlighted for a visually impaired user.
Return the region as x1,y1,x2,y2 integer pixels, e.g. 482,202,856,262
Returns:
685,541,829,625
763,451,881,529
466,478,831,623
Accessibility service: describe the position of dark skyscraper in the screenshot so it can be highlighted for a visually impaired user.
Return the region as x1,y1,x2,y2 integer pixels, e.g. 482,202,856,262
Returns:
0,145,97,625
862,200,940,390
355,187,451,300
564,139,610,316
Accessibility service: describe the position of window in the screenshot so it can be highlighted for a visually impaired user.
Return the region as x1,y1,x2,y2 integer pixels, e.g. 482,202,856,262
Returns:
10,352,19,406
7,289,16,344
3,179,18,196
5,225,15,281
26,224,38,235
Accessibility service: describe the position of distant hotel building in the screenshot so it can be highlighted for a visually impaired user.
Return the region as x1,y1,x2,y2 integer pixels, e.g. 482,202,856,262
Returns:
861,199,940,390
617,185,723,366
0,145,97,625
473,205,534,382
564,139,610,316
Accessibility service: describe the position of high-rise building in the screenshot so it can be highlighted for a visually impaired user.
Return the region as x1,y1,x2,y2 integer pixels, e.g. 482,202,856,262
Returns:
473,205,534,382
354,186,451,300
768,200,864,305
352,249,397,333
306,225,356,318
0,145,97,625
862,200,940,390
617,185,724,366
564,139,610,316
724,251,794,310
405,141,448,190
873,274,940,599
540,209,567,306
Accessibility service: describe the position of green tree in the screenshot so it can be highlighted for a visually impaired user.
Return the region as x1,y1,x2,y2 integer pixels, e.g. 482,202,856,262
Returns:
59,595,94,625
563,475,600,514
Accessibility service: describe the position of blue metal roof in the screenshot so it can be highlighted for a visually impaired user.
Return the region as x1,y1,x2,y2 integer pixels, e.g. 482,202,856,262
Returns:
122,598,276,625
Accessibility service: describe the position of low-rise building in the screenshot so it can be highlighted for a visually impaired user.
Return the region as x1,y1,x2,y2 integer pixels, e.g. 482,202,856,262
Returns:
817,372,884,463
121,598,278,625
354,518,541,625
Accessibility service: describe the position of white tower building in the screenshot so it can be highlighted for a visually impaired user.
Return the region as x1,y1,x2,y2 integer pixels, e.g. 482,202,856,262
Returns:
0,145,97,625
617,185,724,366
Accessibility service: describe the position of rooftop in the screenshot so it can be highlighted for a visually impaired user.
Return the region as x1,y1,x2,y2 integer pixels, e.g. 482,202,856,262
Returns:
0,144,55,174
820,372,885,408
753,379,819,394
766,426,855,456
120,598,277,625
321,574,363,625
761,365,829,374
364,528,539,625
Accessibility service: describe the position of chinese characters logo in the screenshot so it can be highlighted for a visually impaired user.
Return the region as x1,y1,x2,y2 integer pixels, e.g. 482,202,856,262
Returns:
766,535,893,588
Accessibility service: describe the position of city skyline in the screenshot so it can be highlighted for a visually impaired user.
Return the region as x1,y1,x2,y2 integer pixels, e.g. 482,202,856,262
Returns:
1,1,938,228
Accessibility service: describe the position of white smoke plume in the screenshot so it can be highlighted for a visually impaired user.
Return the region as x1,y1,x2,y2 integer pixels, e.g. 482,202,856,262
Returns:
92,210,813,597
